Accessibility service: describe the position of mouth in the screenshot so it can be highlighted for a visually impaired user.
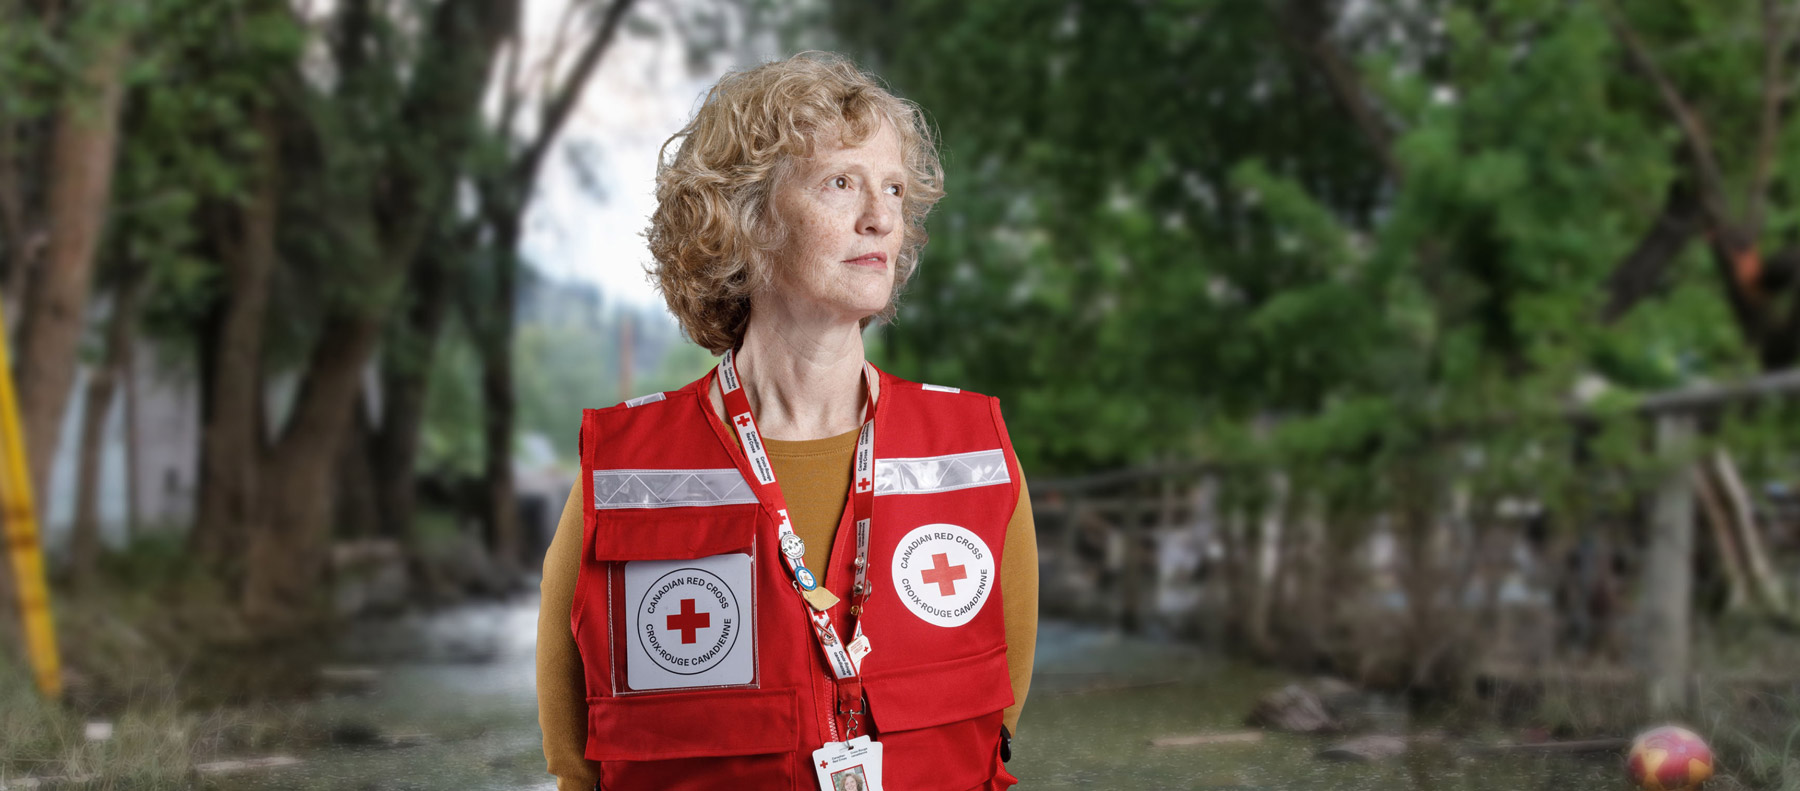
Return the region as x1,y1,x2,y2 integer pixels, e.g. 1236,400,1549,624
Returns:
843,252,889,269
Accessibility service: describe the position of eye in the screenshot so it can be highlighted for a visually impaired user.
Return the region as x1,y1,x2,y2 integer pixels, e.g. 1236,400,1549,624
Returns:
831,176,850,189
885,183,903,197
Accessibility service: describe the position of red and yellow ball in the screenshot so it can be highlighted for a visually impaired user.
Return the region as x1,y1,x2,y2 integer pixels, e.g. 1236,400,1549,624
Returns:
1626,725,1714,791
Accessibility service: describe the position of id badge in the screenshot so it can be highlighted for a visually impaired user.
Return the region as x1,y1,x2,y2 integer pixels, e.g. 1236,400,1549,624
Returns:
811,735,884,791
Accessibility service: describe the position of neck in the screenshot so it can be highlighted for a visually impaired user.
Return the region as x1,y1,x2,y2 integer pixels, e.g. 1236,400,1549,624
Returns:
730,308,872,441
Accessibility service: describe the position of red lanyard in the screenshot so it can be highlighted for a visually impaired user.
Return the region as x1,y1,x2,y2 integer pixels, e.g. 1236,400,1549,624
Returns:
714,349,876,691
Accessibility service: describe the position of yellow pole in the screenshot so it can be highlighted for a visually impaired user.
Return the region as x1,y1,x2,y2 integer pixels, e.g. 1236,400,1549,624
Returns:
0,302,62,698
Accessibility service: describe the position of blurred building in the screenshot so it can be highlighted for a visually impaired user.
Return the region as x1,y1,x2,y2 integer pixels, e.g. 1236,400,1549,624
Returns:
42,339,200,554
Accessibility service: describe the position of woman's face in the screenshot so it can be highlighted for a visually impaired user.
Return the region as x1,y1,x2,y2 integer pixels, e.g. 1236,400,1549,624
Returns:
764,118,906,325
842,774,863,791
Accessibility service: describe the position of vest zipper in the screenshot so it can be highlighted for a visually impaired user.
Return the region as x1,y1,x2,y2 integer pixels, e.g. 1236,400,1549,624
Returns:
825,673,840,741
804,597,839,744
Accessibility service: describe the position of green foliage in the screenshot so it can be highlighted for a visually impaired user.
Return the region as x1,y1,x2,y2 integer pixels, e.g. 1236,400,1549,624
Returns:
819,0,1791,526
105,0,306,344
832,1,1399,472
420,319,486,479
515,316,620,462
423,271,704,473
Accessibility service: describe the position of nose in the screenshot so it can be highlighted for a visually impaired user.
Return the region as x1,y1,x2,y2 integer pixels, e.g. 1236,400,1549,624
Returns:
858,190,897,238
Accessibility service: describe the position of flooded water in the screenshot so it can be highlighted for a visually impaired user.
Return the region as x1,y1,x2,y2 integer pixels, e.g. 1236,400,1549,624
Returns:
224,598,555,791
1018,623,1614,790
223,591,1617,790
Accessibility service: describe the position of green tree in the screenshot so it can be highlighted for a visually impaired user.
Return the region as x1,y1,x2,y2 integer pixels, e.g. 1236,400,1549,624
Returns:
821,0,1783,476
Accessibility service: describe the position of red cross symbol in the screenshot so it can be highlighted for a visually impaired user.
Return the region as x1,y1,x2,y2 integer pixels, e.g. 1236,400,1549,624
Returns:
856,477,871,492
735,415,752,427
778,510,790,528
666,598,711,644
921,552,967,597
819,760,829,769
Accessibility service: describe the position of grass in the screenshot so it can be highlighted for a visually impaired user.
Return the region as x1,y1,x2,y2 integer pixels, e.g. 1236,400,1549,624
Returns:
1697,617,1800,791
0,534,344,789
2,651,204,790
1702,686,1800,791
1475,619,1800,791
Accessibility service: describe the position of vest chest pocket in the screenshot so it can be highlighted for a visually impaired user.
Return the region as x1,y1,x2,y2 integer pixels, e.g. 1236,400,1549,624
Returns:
585,687,798,790
593,504,762,695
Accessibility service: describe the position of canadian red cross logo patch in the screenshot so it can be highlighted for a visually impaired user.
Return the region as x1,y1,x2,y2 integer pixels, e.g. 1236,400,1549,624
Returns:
890,523,995,628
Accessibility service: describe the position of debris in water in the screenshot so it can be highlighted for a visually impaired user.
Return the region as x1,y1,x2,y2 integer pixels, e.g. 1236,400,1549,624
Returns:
1150,731,1265,747
1318,735,1409,762
193,756,303,775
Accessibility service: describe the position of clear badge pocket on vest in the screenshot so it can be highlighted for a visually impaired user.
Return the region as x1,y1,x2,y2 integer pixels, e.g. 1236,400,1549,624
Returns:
592,504,762,695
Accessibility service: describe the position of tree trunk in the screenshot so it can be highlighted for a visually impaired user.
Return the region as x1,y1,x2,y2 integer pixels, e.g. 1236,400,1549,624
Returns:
1693,466,1750,613
122,331,139,540
471,195,523,576
478,264,520,576
1118,485,1145,633
190,113,280,572
1602,177,1700,322
1321,502,1367,669
1285,488,1325,663
236,0,519,628
373,251,454,546
1246,474,1284,659
1220,503,1252,650
1396,461,1454,691
68,379,108,587
242,315,384,629
1645,414,1696,714
370,252,457,603
13,28,128,508
1399,499,1431,687
335,390,381,540
1709,450,1789,619
0,119,41,338
244,436,348,632
460,0,632,579
69,269,147,587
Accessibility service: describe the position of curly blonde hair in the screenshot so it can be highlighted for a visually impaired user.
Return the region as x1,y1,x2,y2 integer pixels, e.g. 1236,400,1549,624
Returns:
647,51,946,354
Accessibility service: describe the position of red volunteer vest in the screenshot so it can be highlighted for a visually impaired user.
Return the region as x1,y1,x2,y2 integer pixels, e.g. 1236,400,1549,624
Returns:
573,366,1022,791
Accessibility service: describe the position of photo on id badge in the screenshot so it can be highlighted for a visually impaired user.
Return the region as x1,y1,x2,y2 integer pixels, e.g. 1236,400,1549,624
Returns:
813,736,883,791
832,765,869,791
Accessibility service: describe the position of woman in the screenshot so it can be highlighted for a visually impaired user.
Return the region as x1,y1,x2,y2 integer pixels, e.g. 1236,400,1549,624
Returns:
536,51,1038,791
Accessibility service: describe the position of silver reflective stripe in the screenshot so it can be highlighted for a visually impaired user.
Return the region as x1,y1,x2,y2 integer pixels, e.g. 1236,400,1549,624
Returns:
874,449,1010,496
920,383,961,393
593,468,757,509
623,392,666,408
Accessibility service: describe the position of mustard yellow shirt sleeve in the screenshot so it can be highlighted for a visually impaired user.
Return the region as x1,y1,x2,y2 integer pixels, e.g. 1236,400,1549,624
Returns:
537,481,599,791
1000,474,1038,735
